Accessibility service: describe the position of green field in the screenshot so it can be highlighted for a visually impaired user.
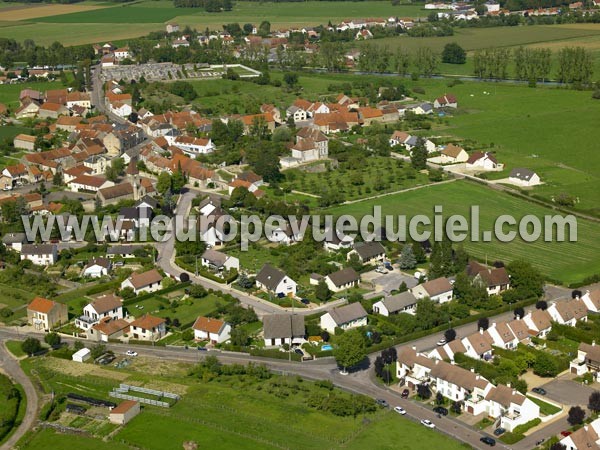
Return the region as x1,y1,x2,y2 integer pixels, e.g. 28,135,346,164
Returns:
0,283,36,323
327,180,600,284
0,81,63,107
4,341,26,358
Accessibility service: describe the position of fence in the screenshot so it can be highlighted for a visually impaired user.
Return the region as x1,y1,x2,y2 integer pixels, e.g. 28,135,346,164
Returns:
108,384,180,408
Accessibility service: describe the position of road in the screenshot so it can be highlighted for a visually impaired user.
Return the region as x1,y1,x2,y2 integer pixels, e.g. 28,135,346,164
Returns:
0,342,39,450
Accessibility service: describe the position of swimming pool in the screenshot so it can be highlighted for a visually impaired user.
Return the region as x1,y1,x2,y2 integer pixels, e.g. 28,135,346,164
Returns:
321,344,333,351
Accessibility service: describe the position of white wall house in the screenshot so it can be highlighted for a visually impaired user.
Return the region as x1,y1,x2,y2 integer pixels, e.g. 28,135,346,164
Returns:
320,303,368,334
75,294,124,331
410,277,453,304
20,244,58,266
324,268,360,293
120,269,163,295
83,258,112,278
129,314,166,341
192,316,231,344
255,264,297,297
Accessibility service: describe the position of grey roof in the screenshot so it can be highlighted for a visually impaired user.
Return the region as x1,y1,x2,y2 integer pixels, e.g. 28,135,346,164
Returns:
21,243,56,255
256,263,287,291
380,292,417,313
405,135,419,146
134,195,158,209
419,102,433,112
107,244,136,255
509,168,536,181
85,257,111,270
327,302,368,326
201,248,228,267
2,232,27,245
263,314,305,339
353,242,386,260
326,268,360,288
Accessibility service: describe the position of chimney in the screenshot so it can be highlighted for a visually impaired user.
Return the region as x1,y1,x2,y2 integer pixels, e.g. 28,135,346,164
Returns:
479,328,484,334
512,389,517,395
470,368,475,373
412,345,417,351
476,375,480,380
593,340,596,347
435,359,439,365
507,382,511,388
450,360,456,365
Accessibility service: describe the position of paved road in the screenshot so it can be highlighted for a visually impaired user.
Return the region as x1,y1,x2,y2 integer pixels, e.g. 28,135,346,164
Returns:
0,342,39,450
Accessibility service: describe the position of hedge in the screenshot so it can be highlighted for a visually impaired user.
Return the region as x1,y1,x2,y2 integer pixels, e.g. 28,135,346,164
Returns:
85,280,121,296
500,418,541,444
249,348,302,361
122,281,191,306
176,257,238,284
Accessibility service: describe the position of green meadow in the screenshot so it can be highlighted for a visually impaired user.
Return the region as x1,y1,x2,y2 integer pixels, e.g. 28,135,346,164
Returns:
327,181,600,285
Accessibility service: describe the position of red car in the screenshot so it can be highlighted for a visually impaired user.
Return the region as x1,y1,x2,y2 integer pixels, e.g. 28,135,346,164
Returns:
561,431,572,437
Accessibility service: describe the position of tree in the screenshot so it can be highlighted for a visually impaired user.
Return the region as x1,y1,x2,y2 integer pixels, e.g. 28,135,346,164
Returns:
90,344,106,359
410,138,428,170
533,352,558,377
436,392,444,405
413,47,438,77
444,328,456,342
504,260,544,302
398,244,417,269
230,327,249,347
477,317,489,331
315,279,332,302
550,444,566,450
567,406,586,426
44,332,61,347
536,300,548,310
156,172,172,194
74,340,84,351
374,356,385,378
451,401,462,414
283,72,298,88
21,337,41,356
416,383,431,399
514,307,525,319
333,329,367,373
588,391,600,413
441,42,466,64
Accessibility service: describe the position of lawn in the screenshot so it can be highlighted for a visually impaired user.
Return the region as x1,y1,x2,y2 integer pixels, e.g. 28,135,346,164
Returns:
0,81,64,107
4,340,26,358
527,396,562,416
326,180,600,285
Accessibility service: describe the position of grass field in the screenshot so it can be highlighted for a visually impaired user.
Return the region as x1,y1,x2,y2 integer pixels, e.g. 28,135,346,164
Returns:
0,3,108,21
0,81,63,107
4,341,26,358
0,283,36,323
326,180,600,284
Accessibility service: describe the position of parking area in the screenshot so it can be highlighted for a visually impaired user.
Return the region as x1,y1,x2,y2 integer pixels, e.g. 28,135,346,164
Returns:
539,378,597,406
362,267,418,297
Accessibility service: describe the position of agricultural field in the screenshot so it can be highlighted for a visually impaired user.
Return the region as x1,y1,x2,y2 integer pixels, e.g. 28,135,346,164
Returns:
18,354,467,450
326,180,600,285
0,80,64,108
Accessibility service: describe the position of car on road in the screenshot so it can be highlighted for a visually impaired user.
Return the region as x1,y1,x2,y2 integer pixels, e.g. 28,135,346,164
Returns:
480,436,496,446
375,399,389,408
393,406,406,415
125,350,138,357
420,419,435,429
401,389,410,399
535,438,545,446
294,348,304,356
561,431,572,437
432,406,448,416
493,428,506,436
300,298,310,305
532,387,547,395
436,339,447,346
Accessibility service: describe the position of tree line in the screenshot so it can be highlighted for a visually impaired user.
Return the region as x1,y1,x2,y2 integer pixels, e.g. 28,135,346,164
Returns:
173,0,233,11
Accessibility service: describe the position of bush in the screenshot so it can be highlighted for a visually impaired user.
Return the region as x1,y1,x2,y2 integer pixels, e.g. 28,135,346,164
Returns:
21,337,41,356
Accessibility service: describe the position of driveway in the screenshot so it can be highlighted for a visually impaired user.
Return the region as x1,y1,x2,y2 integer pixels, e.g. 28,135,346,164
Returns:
540,379,597,406
362,269,417,297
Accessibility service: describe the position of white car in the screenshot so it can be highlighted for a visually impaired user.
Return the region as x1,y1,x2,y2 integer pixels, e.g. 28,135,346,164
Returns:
436,339,447,346
393,406,406,415
421,419,435,429
375,267,388,274
125,350,138,357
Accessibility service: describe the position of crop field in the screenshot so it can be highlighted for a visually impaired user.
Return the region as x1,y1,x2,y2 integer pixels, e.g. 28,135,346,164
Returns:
0,2,108,21
326,180,600,284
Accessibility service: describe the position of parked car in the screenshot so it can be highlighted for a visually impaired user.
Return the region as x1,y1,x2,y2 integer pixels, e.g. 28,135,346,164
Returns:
532,387,547,395
493,428,506,436
393,406,406,415
561,431,572,437
401,389,410,399
436,339,447,346
300,298,310,305
294,348,303,356
384,262,393,270
480,436,496,446
125,350,137,357
375,399,389,408
535,438,546,446
433,406,448,416
420,419,435,429
375,267,388,274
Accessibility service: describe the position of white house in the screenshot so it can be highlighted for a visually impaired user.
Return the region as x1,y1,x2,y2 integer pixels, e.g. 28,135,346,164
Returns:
373,292,418,316
192,316,231,344
484,1,500,12
109,101,133,118
255,264,297,297
168,135,216,156
72,348,91,363
323,230,355,252
467,261,511,296
559,418,600,450
324,268,360,292
433,94,458,109
439,144,469,163
262,314,305,347
320,302,368,334
522,309,553,338
20,244,58,266
200,248,240,272
485,384,540,432
2,232,27,252
486,322,519,350
27,297,68,331
267,223,302,245
461,330,494,360
569,342,600,381
76,294,124,331
548,299,587,326
508,168,541,187
83,257,112,278
129,314,166,341
410,277,453,304
581,289,600,313
347,242,386,265
466,152,502,170
121,269,163,295
412,102,434,115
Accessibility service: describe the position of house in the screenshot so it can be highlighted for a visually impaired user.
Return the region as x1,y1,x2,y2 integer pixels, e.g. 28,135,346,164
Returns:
439,144,469,163
262,314,305,347
323,229,355,252
38,102,69,119
484,1,500,12
89,317,130,342
267,222,301,245
325,268,360,292
429,359,493,407
15,101,40,119
320,302,368,334
290,128,329,162
76,294,123,331
433,94,458,109
83,257,112,278
109,401,140,425
461,329,493,360
523,309,553,338
27,297,68,331
192,316,231,344
548,299,587,326
486,322,519,350
20,243,57,266
129,314,166,341
255,264,297,297
166,23,179,33
506,319,531,344
107,244,137,259
467,261,510,295
72,347,91,363
121,269,163,295
373,292,418,316
485,384,540,432
569,342,600,381
509,168,541,187
347,242,386,265
13,134,37,151
581,289,600,313
410,277,453,303
2,232,27,252
169,135,215,156
559,418,600,450
69,174,113,193
200,249,239,272
466,152,502,170
355,29,373,40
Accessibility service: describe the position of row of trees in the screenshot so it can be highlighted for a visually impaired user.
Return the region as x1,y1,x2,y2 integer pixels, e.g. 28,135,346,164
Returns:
173,0,233,10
